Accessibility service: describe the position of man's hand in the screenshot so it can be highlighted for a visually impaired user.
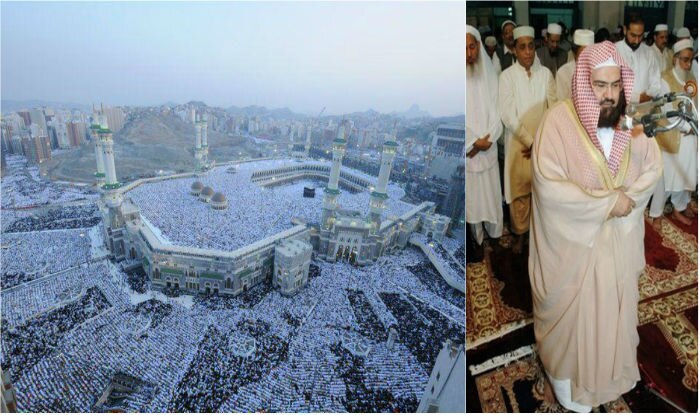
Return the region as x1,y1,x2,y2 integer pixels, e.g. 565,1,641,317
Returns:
639,92,653,103
473,134,492,151
521,146,532,160
467,147,480,158
609,190,636,218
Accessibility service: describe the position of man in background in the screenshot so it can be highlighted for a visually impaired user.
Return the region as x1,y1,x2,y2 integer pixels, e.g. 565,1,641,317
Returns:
499,25,556,254
556,29,595,101
537,23,569,77
466,25,504,245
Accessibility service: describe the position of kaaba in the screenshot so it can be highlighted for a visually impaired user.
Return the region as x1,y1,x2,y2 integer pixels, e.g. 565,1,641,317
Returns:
303,187,315,198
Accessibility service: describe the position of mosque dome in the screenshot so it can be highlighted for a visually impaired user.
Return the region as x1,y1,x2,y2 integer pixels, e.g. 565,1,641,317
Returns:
211,192,228,210
201,186,214,196
212,192,226,203
190,181,204,195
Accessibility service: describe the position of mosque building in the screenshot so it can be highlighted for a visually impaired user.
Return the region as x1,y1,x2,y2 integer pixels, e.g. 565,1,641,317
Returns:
96,117,451,297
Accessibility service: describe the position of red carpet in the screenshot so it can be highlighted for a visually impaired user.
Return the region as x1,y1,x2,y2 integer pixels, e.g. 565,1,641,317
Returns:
467,211,698,412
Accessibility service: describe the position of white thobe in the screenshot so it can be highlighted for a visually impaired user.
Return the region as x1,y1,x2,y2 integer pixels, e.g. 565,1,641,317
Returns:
615,41,661,103
555,60,576,101
466,60,504,241
489,53,502,76
651,43,672,73
649,69,698,217
499,60,556,203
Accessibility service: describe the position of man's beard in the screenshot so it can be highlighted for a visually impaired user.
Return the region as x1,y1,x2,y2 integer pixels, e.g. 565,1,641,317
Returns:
625,37,641,51
598,92,626,128
673,62,689,82
467,62,481,78
548,48,558,56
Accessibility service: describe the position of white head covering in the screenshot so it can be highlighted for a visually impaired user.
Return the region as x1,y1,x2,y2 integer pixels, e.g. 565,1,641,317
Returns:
594,56,619,69
466,24,500,154
573,29,595,46
654,24,668,32
677,27,691,38
485,36,497,47
547,23,562,35
466,24,480,40
514,26,535,40
501,20,516,30
673,39,694,54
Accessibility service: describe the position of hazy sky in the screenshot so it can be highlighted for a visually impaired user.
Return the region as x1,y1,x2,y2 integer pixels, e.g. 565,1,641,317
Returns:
2,1,464,116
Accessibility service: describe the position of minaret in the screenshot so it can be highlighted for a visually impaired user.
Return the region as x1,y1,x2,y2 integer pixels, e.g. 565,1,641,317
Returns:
288,128,295,153
100,122,118,189
90,111,105,187
194,115,204,167
201,114,208,163
305,123,312,157
369,137,398,231
321,121,347,229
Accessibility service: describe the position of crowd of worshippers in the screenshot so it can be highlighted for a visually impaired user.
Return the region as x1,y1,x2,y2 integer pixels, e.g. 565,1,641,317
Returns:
1,229,92,288
1,155,98,209
407,260,466,310
2,204,101,233
467,15,698,255
3,243,460,412
128,166,412,252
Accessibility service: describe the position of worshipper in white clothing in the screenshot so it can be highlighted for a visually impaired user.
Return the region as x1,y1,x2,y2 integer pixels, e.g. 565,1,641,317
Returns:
484,35,502,76
556,29,595,101
649,38,698,227
616,15,661,103
530,40,661,412
537,23,569,77
675,27,698,80
466,25,504,245
651,24,673,73
499,25,556,253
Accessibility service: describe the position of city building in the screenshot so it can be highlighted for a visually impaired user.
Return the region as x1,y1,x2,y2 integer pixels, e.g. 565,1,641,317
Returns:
274,238,313,296
66,121,87,147
29,108,47,136
417,340,466,413
427,124,465,182
1,369,17,413
21,134,52,164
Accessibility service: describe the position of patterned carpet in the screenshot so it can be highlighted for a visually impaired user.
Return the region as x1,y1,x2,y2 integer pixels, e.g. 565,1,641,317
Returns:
466,207,698,412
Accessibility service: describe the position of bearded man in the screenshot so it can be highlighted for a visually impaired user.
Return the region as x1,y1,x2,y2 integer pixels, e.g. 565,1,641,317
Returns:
616,15,661,103
466,25,504,245
649,38,698,227
537,23,569,77
651,23,673,72
529,41,662,411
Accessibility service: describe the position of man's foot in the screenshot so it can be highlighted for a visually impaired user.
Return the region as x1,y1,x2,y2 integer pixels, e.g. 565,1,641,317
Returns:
682,207,696,218
652,216,663,230
672,209,692,225
512,234,525,254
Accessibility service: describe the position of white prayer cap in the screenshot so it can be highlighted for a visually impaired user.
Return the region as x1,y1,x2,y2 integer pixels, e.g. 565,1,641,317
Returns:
485,36,497,47
541,28,548,38
673,39,694,54
514,26,535,40
573,29,594,46
466,24,481,41
654,24,668,32
547,23,562,35
501,20,516,30
677,27,691,38
594,56,620,69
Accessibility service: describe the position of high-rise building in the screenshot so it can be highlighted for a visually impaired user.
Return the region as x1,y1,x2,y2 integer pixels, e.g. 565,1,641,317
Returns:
66,121,87,147
427,124,465,181
101,105,126,132
1,124,13,154
10,136,24,155
29,108,47,136
21,134,52,164
16,110,31,128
